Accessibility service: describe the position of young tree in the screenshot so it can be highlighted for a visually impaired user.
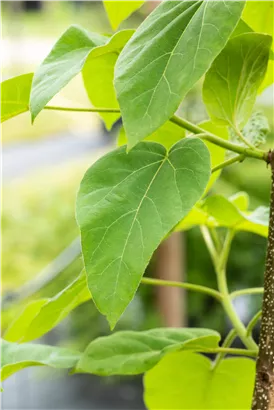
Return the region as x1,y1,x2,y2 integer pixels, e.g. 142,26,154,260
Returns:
1,1,274,408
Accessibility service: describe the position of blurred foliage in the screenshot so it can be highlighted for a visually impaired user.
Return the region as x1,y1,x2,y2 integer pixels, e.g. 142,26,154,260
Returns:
2,156,92,292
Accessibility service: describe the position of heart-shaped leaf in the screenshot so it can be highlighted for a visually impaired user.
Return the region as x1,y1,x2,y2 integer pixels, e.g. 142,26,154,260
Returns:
1,339,81,382
4,271,90,343
115,0,244,147
75,328,220,376
203,33,272,130
103,1,144,31
1,73,33,122
76,138,210,328
144,351,255,409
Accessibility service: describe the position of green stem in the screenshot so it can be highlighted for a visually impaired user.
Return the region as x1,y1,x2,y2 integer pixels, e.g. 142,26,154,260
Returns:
211,154,245,174
200,225,218,262
187,346,257,358
141,277,222,301
210,227,222,253
169,115,206,135
233,126,257,150
43,105,267,162
213,329,238,369
44,105,120,114
230,287,263,299
199,133,266,161
201,227,258,352
246,310,262,338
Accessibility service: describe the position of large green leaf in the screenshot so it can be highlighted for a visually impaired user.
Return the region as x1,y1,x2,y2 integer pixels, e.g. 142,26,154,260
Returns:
1,73,33,122
203,33,272,130
117,121,185,150
103,1,144,31
75,328,220,376
30,25,107,120
4,271,90,343
76,138,210,328
176,193,269,237
144,351,255,409
82,30,133,130
114,0,244,148
1,339,81,381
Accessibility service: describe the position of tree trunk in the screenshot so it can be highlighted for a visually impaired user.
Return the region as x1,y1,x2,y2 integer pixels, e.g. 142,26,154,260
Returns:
252,154,274,409
155,232,186,327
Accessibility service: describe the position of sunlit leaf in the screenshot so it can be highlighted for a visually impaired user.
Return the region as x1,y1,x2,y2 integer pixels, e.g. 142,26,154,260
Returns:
76,138,210,328
103,1,144,31
203,33,272,131
75,328,220,376
4,299,49,343
82,30,133,130
202,195,269,237
30,25,108,120
243,1,274,42
1,73,33,122
115,0,244,147
144,351,255,409
4,271,90,343
259,59,274,93
175,206,211,232
1,339,81,381
229,192,249,211
230,19,252,39
176,193,268,237
239,206,269,237
117,121,185,150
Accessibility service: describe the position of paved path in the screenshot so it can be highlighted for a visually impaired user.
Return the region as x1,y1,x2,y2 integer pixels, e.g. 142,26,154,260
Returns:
2,131,110,182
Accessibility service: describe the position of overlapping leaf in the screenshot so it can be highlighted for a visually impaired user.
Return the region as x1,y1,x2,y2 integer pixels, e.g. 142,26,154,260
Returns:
176,193,269,237
242,1,274,92
242,1,274,44
1,73,33,122
198,121,229,190
1,339,81,381
203,33,272,130
76,138,210,328
82,30,133,130
144,351,255,409
117,121,185,150
114,0,244,147
103,1,144,31
4,271,90,343
75,328,220,376
30,25,107,120
30,26,132,122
